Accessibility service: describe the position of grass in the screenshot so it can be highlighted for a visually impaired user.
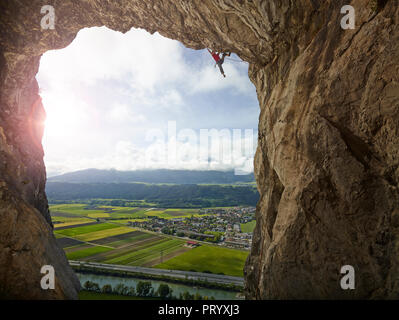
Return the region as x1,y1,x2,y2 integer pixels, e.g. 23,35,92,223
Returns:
52,215,188,267
54,223,119,237
107,233,153,248
54,222,135,241
240,220,256,233
64,232,186,268
50,204,201,221
108,218,147,224
104,236,165,259
53,220,93,228
155,245,248,277
145,208,200,220
66,246,112,260
108,212,147,219
104,238,184,266
50,204,106,216
88,213,110,218
52,216,92,223
75,226,135,242
52,216,93,228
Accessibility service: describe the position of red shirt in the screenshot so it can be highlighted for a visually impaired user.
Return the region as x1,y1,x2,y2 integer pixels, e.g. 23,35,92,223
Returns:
211,52,220,62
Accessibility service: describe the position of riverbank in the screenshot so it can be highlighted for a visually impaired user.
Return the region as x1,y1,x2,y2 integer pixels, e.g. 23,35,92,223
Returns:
76,272,243,300
70,261,243,292
79,290,160,300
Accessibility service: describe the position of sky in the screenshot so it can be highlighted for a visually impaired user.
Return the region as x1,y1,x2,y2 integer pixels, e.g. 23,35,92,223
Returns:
36,27,259,177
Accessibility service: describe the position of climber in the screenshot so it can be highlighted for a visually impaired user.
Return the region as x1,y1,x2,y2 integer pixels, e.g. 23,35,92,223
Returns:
207,49,231,77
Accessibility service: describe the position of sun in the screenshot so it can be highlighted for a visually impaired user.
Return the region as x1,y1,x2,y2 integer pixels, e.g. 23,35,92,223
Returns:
41,90,90,144
44,101,79,139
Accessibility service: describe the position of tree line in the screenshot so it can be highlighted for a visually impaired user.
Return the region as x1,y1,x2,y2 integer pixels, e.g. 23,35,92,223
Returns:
46,182,259,208
83,280,215,300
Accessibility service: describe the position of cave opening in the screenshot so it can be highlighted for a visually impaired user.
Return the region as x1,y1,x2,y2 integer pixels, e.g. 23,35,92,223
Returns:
37,26,259,177
35,26,259,294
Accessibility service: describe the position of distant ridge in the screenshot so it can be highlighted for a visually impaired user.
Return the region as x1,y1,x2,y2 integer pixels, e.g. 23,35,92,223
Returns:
48,169,255,185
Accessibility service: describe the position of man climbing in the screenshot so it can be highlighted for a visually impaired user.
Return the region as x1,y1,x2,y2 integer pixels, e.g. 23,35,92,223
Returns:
207,49,231,77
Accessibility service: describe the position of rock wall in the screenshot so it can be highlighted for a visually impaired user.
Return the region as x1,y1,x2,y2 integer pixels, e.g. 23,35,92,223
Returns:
246,0,399,299
0,0,398,299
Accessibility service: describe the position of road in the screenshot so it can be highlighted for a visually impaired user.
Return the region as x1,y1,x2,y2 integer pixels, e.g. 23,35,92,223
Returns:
69,260,244,287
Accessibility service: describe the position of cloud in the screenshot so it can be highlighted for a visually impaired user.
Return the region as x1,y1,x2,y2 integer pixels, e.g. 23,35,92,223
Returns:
187,60,253,95
38,27,186,90
159,89,184,107
45,127,256,177
107,103,146,124
38,26,253,97
37,26,258,176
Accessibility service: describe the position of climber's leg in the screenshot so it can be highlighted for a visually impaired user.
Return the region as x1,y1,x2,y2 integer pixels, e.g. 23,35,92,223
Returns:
217,61,226,77
220,54,226,64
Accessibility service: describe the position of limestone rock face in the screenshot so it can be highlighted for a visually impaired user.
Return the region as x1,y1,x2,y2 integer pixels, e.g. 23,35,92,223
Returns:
0,0,398,299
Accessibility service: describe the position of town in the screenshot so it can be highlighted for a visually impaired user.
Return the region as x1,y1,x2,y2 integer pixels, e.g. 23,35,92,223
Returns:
128,207,256,250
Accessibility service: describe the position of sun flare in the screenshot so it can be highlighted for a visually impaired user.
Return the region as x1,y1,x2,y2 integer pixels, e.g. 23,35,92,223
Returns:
41,91,91,143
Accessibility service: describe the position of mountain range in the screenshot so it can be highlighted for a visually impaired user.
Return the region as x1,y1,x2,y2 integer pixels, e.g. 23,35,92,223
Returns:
48,169,255,185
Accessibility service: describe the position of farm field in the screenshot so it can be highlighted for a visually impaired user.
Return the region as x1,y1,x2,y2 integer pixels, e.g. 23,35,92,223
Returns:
55,222,120,237
53,218,247,276
50,203,251,278
66,246,113,260
240,220,256,233
155,245,249,277
50,203,196,267
52,216,93,228
53,220,190,268
50,203,203,224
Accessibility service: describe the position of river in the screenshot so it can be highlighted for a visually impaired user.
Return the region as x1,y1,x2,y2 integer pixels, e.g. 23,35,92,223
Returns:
76,272,242,300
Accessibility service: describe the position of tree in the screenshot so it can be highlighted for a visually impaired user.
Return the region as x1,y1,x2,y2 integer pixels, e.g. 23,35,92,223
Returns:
127,286,136,296
101,284,113,294
194,293,203,300
161,227,170,234
91,282,100,292
83,281,94,291
157,284,172,299
83,280,100,292
114,283,128,295
136,281,152,297
181,291,194,300
121,285,130,296
83,281,101,292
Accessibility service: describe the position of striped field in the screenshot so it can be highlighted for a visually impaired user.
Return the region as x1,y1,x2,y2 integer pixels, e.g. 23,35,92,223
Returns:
54,221,190,267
